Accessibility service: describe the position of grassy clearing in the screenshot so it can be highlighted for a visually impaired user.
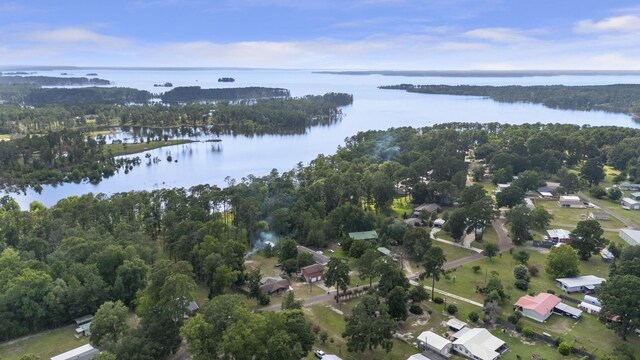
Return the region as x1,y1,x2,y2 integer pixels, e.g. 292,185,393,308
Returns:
437,242,478,262
304,303,420,360
104,139,195,156
391,197,414,219
534,198,625,231
594,193,640,228
0,134,11,141
494,328,581,360
244,253,281,277
0,325,89,360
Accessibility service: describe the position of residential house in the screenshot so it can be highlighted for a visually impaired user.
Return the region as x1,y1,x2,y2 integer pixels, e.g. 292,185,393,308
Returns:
558,195,584,208
417,330,452,357
494,183,511,193
300,264,324,283
74,315,92,338
260,276,290,295
348,231,378,241
546,229,572,243
413,203,441,217
452,328,507,360
588,211,610,221
621,197,640,210
556,275,605,293
297,245,330,265
407,354,432,360
619,228,640,246
513,293,561,322
619,182,640,191
50,344,99,360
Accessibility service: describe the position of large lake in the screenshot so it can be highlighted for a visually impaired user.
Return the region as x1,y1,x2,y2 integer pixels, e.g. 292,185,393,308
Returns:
7,69,640,208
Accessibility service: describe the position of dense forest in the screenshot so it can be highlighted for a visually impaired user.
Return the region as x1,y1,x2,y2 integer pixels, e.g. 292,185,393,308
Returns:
3,122,640,357
0,75,111,86
380,84,640,118
160,86,289,103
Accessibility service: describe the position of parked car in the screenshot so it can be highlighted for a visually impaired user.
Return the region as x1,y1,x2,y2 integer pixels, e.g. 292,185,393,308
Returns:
314,349,325,358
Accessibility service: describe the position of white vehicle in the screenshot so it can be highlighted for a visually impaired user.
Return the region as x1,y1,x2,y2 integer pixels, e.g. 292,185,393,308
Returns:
314,349,325,358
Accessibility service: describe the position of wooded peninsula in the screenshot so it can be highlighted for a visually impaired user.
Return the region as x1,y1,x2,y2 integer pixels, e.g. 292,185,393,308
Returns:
380,84,640,119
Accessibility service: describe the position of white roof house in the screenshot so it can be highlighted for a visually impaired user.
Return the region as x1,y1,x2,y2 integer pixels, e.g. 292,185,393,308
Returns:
433,218,446,227
452,328,506,360
619,229,640,246
546,229,571,242
621,197,640,210
407,354,432,360
417,331,452,356
50,344,99,360
556,275,606,293
558,195,584,208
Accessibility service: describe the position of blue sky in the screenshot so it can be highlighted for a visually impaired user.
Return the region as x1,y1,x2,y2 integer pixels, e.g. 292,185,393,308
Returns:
2,0,640,69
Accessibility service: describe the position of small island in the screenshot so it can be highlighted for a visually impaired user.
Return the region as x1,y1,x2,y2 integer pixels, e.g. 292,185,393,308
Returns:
218,77,235,82
86,73,98,76
154,82,174,87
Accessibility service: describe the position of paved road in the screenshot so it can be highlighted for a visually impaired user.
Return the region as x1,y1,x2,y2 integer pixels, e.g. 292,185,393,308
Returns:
578,192,639,230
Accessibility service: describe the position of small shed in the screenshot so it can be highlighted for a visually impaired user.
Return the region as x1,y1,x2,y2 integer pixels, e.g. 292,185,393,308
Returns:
377,247,392,257
433,219,446,228
553,302,583,319
446,318,468,332
632,192,640,200
579,301,601,316
74,315,93,338
583,295,602,307
600,248,614,262
588,211,610,221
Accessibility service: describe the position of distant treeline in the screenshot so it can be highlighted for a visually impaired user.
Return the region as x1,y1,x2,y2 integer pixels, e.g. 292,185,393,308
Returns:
380,84,640,118
160,86,289,103
0,75,110,86
0,86,152,105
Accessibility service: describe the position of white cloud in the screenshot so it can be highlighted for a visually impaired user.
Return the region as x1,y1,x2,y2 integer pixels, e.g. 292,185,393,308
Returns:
24,28,131,47
574,15,640,33
464,27,537,43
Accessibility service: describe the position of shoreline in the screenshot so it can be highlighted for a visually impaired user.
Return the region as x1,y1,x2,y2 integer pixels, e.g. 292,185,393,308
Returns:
104,139,201,156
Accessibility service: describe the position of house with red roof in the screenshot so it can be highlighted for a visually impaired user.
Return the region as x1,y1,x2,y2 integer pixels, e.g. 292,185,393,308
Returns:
513,293,561,322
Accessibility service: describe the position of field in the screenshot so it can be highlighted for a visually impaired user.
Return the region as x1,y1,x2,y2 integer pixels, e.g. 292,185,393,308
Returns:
0,325,89,360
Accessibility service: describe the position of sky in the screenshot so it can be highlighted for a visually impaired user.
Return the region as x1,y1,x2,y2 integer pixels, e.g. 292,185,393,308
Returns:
2,0,640,70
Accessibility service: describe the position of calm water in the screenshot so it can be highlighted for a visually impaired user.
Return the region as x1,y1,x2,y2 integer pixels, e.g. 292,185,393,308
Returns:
7,69,640,208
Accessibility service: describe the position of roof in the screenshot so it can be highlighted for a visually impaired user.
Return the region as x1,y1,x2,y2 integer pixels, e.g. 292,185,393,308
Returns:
433,219,446,226
621,197,640,205
50,344,98,360
619,229,640,245
514,293,561,316
377,247,392,256
547,229,571,239
414,203,440,213
556,275,605,288
579,302,601,312
259,277,289,294
554,302,583,318
524,198,535,208
187,301,199,313
452,327,470,339
446,318,468,330
75,322,91,334
583,295,602,306
301,263,324,277
539,191,554,197
559,195,581,202
417,331,452,351
589,211,609,219
407,354,432,360
297,245,330,265
632,192,640,197
600,248,614,260
453,328,505,360
74,315,93,325
322,356,343,360
348,230,378,240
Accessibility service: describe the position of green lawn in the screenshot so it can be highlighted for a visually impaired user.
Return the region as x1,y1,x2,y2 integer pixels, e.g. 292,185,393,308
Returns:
0,134,11,141
594,194,640,228
437,242,478,262
494,328,581,360
0,325,89,360
304,304,419,360
391,197,414,219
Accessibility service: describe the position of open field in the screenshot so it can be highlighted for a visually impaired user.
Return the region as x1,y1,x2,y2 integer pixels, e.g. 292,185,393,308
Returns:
437,242,478,262
595,194,640,228
391,197,414,218
534,198,626,230
0,325,89,360
103,139,195,156
0,134,11,141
